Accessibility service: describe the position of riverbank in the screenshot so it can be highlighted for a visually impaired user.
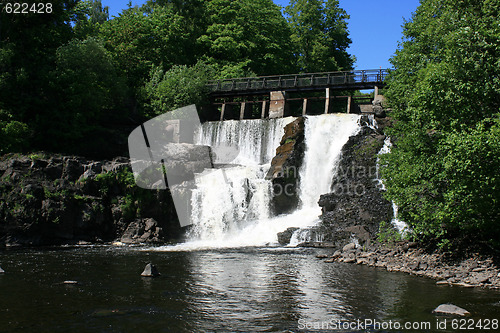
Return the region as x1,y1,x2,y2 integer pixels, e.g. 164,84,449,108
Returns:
0,153,182,247
318,241,500,289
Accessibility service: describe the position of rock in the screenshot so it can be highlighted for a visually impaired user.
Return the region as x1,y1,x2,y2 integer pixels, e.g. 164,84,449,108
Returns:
316,254,329,259
436,280,449,286
62,157,85,182
277,227,299,246
331,250,342,259
161,143,213,185
344,256,356,264
345,226,371,246
318,126,393,245
63,280,78,285
372,99,386,118
0,266,4,273
141,263,160,277
343,243,357,252
267,117,305,214
0,153,181,247
470,273,490,284
433,304,470,316
121,218,163,244
407,242,418,248
452,282,474,288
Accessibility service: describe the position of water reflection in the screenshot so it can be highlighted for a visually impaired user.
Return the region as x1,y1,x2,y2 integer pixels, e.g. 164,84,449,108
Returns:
0,247,499,332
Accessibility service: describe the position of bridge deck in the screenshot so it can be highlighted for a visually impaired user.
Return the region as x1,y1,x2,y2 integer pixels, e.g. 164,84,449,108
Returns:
207,69,388,97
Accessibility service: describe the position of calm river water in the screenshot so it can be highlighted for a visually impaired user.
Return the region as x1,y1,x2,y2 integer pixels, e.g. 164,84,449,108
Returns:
1,246,499,332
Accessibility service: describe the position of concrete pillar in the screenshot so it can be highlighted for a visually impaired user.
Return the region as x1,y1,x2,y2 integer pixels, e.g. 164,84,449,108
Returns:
302,98,308,116
261,100,267,119
220,104,226,121
374,85,379,98
347,95,352,114
269,91,286,118
240,102,246,120
324,88,331,114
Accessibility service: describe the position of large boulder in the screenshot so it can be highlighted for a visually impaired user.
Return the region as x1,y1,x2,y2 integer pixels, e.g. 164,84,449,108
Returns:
372,98,386,118
267,117,305,214
277,227,299,246
120,218,164,244
433,304,470,316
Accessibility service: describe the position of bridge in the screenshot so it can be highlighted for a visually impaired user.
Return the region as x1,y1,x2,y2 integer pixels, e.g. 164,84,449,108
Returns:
205,69,389,120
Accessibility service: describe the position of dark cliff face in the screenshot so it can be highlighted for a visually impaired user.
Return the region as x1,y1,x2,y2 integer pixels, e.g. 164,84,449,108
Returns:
0,154,181,247
266,117,305,215
317,116,393,247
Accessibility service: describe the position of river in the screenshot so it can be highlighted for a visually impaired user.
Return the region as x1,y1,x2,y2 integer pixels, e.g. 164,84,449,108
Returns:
1,246,499,332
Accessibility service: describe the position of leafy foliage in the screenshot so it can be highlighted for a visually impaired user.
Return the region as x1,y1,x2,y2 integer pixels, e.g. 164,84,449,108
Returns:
0,0,353,156
142,61,214,117
200,0,295,75
382,0,500,249
285,0,353,72
43,37,126,153
72,0,110,38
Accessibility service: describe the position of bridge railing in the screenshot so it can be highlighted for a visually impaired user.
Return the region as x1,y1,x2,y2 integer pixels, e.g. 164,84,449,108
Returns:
207,69,389,93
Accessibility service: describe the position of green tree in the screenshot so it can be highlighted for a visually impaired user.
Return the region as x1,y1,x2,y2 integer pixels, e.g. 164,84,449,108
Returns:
142,61,214,117
99,3,198,90
285,0,353,72
42,38,126,154
382,0,500,249
199,0,295,76
73,0,110,38
0,0,78,153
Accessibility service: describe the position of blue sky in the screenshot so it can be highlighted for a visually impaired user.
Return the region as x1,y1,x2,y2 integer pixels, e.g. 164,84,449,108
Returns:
102,0,420,70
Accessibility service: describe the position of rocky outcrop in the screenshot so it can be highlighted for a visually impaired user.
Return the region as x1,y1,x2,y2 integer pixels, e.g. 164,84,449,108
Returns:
372,97,386,118
0,153,183,247
317,116,393,248
322,241,500,289
120,218,164,244
266,117,305,214
277,227,299,245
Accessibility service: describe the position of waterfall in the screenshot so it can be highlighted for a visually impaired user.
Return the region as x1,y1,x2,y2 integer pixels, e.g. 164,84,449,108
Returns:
186,117,295,245
196,118,293,165
376,137,409,234
299,114,361,208
154,114,362,251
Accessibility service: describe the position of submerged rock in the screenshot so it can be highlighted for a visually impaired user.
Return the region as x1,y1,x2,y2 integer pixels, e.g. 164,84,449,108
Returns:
433,304,470,316
63,280,78,285
141,263,160,277
0,266,4,273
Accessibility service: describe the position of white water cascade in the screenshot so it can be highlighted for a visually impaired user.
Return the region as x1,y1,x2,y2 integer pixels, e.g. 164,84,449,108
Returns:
156,114,362,251
376,137,409,234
